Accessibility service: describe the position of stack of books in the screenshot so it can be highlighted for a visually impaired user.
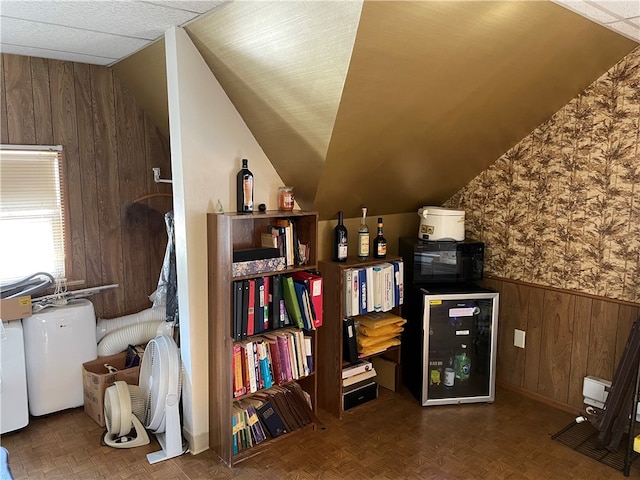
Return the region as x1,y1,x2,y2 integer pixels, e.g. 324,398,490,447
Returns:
342,260,403,316
232,272,322,341
341,360,378,410
232,382,319,455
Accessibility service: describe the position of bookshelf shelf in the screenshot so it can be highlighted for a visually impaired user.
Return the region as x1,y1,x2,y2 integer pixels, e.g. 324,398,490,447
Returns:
317,257,404,418
207,210,319,466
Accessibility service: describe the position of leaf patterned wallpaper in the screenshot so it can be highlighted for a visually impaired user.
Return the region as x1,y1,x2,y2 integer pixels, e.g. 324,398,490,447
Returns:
446,46,640,303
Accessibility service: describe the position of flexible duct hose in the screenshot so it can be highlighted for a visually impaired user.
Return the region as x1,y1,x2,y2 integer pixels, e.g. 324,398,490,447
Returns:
96,307,165,342
98,321,163,356
0,272,55,299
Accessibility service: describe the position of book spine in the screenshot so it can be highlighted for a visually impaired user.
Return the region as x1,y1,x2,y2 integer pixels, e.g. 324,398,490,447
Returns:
283,276,304,329
286,331,299,379
252,341,261,390
295,329,309,377
270,274,282,329
383,263,394,311
304,335,313,373
277,334,292,382
233,281,243,341
233,343,246,398
255,277,265,334
344,269,353,317
358,268,367,315
372,266,383,312
247,279,255,336
365,266,374,313
397,260,404,305
232,412,239,454
267,339,283,384
351,268,359,317
245,341,257,393
258,341,273,389
263,276,270,330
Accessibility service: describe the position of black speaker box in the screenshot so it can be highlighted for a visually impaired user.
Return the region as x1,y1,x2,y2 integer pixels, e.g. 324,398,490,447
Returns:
342,381,378,411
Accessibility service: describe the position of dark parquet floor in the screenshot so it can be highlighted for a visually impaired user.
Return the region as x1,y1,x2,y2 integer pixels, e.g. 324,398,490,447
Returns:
1,386,638,479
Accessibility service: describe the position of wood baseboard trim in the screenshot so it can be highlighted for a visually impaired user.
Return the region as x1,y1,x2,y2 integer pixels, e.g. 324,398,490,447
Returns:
497,381,584,416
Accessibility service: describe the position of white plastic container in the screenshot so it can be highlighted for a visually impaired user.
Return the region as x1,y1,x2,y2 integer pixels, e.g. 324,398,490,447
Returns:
0,319,29,434
22,299,98,416
417,206,465,241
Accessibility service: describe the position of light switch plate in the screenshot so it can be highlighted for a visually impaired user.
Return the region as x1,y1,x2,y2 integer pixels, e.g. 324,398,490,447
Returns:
514,329,526,348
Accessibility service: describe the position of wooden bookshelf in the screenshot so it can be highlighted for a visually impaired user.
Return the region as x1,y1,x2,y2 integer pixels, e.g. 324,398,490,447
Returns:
317,256,403,419
207,210,319,466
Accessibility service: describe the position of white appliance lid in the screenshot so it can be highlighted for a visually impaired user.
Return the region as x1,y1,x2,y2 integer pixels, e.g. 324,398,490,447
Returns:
418,206,465,217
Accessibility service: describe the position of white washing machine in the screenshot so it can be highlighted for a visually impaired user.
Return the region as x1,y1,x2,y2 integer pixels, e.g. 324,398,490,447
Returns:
22,299,98,416
0,319,29,434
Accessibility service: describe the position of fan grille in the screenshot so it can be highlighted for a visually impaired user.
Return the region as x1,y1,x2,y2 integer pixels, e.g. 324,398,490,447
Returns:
139,335,181,432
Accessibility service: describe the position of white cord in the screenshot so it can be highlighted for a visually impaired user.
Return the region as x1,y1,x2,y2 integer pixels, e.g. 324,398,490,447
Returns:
52,277,68,306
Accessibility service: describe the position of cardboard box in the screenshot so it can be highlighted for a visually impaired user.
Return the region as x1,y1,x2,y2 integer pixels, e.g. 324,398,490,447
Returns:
371,356,399,391
82,352,140,426
0,296,32,320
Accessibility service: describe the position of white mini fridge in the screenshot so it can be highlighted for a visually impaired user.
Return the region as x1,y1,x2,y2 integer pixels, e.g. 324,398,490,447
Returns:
22,300,98,416
402,285,499,406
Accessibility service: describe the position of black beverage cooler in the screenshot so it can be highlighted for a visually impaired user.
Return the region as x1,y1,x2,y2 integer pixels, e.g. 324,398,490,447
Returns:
399,237,499,406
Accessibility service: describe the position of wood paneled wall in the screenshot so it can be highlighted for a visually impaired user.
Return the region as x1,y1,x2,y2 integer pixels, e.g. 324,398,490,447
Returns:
481,276,639,411
0,54,172,318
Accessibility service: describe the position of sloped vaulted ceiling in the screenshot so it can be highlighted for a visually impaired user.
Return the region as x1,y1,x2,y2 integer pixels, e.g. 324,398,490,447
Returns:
186,0,361,217
116,0,638,220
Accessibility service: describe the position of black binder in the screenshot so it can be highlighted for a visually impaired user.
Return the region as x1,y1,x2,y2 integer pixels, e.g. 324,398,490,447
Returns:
343,317,358,364
233,281,243,341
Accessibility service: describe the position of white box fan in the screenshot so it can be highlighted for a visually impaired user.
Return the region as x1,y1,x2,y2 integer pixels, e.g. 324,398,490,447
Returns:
140,334,186,464
102,334,185,464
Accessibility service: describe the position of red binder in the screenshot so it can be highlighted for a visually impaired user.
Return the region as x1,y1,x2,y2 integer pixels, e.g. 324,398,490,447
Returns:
291,271,323,328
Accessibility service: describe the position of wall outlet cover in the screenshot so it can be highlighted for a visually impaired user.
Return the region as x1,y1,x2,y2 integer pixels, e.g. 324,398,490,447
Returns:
514,329,526,348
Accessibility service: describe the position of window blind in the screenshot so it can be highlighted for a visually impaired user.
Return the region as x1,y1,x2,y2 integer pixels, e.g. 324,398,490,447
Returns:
0,146,66,282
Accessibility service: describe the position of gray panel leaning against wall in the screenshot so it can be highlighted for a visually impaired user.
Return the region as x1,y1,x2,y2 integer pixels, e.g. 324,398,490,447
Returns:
446,46,640,303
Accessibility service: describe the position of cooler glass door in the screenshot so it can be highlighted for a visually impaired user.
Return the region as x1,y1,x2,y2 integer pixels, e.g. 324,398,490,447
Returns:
421,292,498,406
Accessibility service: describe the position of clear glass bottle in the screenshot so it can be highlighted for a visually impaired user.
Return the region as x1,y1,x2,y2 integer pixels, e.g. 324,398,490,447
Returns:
372,217,387,258
236,158,254,213
332,211,348,262
358,207,369,260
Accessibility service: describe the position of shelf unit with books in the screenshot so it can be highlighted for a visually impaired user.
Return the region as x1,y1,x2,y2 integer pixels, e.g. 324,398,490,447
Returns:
207,210,320,465
318,256,404,419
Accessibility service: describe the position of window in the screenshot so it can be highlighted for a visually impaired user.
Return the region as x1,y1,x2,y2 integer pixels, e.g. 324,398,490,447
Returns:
0,145,66,282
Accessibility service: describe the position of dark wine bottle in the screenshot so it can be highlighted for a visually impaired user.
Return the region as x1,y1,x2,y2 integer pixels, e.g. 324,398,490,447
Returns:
236,158,254,213
332,211,348,262
373,217,387,259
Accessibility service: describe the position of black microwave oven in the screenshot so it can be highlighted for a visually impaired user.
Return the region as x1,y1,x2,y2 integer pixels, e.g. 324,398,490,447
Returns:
399,237,484,285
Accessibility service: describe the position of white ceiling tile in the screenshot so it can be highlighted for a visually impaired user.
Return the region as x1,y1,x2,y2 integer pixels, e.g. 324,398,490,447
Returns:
589,1,640,19
605,20,640,41
146,1,227,15
0,17,149,59
553,1,620,23
0,0,204,40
